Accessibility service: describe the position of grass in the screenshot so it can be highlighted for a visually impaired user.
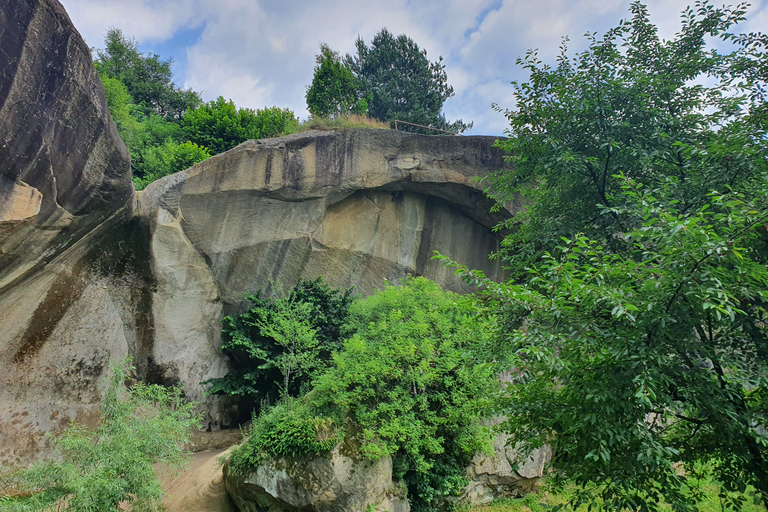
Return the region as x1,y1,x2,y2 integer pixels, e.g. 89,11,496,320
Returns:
467,478,767,512
284,114,391,134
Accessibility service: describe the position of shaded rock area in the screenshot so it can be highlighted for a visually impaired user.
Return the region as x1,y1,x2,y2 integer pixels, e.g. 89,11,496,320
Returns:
223,444,409,512
0,0,136,465
138,130,518,425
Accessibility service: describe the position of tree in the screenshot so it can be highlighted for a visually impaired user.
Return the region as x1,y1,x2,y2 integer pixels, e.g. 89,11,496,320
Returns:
485,2,766,278
306,44,368,118
0,359,200,511
448,2,768,509
96,28,201,120
133,140,211,190
181,97,297,154
203,277,355,416
345,29,471,133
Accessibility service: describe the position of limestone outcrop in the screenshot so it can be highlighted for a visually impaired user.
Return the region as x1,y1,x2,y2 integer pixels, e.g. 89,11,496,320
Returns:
138,129,517,423
0,0,136,465
223,443,409,512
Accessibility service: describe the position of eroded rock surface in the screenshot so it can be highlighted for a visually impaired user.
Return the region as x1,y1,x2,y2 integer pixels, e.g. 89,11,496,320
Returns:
223,444,409,512
139,130,517,422
0,0,135,465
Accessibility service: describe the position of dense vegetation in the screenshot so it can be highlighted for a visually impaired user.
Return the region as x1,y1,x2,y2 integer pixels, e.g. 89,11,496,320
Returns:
306,29,471,133
0,360,200,511
439,1,768,510
95,29,298,190
203,277,356,418
226,277,497,511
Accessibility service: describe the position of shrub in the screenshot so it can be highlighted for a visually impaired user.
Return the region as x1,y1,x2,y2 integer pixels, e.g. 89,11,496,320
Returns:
227,277,497,511
0,359,201,511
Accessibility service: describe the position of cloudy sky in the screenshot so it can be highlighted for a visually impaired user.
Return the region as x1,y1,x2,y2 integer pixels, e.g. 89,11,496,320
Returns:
59,0,768,136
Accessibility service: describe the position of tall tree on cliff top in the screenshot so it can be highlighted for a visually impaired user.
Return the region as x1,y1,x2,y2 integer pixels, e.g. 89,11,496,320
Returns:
95,28,201,120
345,28,471,133
443,1,768,509
306,44,369,119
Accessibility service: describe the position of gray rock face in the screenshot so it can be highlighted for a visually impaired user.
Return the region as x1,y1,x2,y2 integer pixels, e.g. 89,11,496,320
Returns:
138,130,517,422
223,444,409,512
0,0,135,465
462,433,553,506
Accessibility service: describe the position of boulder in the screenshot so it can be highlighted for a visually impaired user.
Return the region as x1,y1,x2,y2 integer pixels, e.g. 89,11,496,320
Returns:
462,433,553,506
138,129,518,424
223,444,409,512
0,0,135,465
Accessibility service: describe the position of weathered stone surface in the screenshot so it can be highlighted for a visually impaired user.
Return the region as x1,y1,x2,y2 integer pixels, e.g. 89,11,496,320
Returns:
462,433,552,506
223,444,409,512
138,129,517,421
0,0,135,465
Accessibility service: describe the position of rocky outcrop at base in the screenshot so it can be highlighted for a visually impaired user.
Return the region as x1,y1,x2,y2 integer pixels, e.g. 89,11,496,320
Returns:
223,444,409,512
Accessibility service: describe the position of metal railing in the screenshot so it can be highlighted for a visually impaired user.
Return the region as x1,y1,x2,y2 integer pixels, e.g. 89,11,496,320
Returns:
390,119,459,135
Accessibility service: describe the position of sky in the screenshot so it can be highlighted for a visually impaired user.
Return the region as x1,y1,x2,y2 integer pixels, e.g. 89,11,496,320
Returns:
59,0,768,136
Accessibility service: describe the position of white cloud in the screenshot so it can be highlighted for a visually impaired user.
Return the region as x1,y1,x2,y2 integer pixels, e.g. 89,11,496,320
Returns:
59,0,768,135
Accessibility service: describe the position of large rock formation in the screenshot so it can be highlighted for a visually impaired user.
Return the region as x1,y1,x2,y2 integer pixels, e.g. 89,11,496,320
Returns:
0,0,518,468
138,130,516,423
0,0,135,465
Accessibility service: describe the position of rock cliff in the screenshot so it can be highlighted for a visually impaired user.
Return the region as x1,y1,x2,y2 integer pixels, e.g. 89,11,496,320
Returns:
0,0,135,465
0,0,517,467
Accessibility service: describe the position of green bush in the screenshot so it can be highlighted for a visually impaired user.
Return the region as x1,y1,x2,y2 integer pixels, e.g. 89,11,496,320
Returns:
203,277,355,415
0,359,201,511
133,140,211,190
227,277,497,512
181,97,297,154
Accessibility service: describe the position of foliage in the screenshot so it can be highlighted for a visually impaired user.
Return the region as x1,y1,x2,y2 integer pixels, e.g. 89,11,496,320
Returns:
181,97,297,154
485,1,766,278
0,359,201,511
229,277,497,511
285,114,391,134
345,28,471,134
203,277,355,413
306,44,369,118
95,28,201,120
100,73,142,142
445,173,768,510
133,140,211,190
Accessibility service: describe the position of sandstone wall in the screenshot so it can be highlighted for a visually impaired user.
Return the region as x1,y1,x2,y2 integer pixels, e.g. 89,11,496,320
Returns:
0,0,135,465
0,0,518,468
138,130,517,425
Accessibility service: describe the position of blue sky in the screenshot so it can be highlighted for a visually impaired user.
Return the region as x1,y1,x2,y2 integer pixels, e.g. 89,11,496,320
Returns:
60,0,768,136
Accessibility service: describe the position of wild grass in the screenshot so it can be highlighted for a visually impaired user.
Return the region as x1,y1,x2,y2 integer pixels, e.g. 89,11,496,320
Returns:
284,114,391,134
468,478,767,512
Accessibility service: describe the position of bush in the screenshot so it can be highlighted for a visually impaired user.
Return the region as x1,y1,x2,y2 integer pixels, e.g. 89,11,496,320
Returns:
203,277,355,416
227,277,497,511
132,140,211,190
0,359,201,511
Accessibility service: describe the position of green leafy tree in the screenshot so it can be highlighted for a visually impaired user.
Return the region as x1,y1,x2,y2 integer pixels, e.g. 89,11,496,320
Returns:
0,359,201,511
228,277,497,512
203,277,355,416
306,44,369,118
485,1,765,278
446,1,768,509
133,140,211,190
258,298,318,411
181,97,297,154
95,28,201,120
345,29,471,133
